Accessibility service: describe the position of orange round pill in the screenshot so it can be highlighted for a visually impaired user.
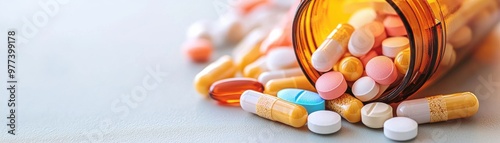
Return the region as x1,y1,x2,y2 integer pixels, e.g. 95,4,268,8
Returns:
183,38,213,63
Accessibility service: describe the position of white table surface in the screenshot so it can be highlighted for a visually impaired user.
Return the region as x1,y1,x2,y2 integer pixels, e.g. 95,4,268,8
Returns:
0,0,499,142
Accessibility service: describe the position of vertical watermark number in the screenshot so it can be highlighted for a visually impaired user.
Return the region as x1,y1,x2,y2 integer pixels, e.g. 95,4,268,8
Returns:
6,30,18,135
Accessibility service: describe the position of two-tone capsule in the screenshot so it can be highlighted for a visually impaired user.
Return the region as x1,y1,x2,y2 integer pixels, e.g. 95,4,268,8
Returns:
240,90,308,128
397,92,479,124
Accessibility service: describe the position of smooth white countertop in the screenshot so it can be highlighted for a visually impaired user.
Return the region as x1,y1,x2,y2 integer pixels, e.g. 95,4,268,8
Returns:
0,0,499,142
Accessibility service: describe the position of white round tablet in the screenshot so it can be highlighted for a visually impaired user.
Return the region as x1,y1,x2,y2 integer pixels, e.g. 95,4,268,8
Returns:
382,37,409,58
352,76,380,102
308,111,342,134
384,117,418,141
361,102,393,128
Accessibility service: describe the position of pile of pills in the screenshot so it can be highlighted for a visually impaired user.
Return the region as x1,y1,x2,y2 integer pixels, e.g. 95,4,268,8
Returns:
184,0,483,141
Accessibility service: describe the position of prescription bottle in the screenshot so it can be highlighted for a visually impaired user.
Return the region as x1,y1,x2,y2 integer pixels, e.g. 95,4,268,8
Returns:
292,0,500,103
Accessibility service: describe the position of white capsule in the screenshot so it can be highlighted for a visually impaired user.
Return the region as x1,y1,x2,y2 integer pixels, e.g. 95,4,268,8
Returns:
361,102,393,128
312,39,345,72
384,117,418,141
348,8,377,29
258,68,304,85
186,20,213,41
448,26,472,48
214,13,246,44
352,76,380,102
349,27,375,57
382,37,409,58
266,48,299,71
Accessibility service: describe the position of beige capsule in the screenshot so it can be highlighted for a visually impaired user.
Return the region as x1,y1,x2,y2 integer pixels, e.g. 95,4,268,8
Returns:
194,55,237,96
325,93,364,123
397,92,479,124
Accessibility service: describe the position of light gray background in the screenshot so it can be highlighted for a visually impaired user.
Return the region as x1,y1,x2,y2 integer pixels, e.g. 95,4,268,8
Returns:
0,0,499,142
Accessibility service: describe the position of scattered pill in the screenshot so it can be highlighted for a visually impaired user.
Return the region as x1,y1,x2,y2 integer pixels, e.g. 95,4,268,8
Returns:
209,78,264,105
348,8,377,29
382,36,409,58
448,26,472,48
384,117,418,141
186,20,213,40
243,56,269,78
278,89,325,114
266,48,299,71
214,14,246,44
383,15,407,36
264,76,316,96
361,102,393,128
258,68,304,85
240,90,308,128
338,57,364,81
366,56,399,85
233,29,267,72
325,93,363,123
348,26,375,57
316,72,348,100
397,92,479,124
259,14,294,54
308,111,342,134
312,24,355,72
352,76,380,102
182,38,213,63
394,48,411,74
194,56,237,96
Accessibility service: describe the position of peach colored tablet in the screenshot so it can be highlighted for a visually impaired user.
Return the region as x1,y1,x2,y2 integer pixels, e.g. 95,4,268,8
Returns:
365,56,398,85
183,38,213,63
383,15,407,36
315,72,348,100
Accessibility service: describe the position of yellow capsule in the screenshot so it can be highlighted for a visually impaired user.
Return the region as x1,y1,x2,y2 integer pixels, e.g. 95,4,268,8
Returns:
264,76,316,96
233,29,266,72
394,48,411,74
338,56,364,81
243,56,269,78
240,90,308,128
397,92,479,124
325,93,364,123
194,55,237,96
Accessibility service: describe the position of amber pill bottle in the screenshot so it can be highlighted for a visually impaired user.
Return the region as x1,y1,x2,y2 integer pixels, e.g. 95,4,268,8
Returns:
292,0,500,103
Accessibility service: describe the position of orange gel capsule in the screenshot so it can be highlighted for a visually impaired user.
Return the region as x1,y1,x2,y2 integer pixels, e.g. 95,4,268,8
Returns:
209,78,264,105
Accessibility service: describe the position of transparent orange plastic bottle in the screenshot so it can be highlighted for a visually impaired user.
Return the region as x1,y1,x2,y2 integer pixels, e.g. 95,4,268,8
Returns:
292,0,500,103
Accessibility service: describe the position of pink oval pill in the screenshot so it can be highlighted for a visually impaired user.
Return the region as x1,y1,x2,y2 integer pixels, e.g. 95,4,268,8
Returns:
383,15,407,37
315,72,348,100
365,56,398,85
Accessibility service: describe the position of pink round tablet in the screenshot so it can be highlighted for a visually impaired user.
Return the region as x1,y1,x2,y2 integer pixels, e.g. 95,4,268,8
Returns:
365,56,398,85
383,15,407,37
365,21,387,48
316,72,348,100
